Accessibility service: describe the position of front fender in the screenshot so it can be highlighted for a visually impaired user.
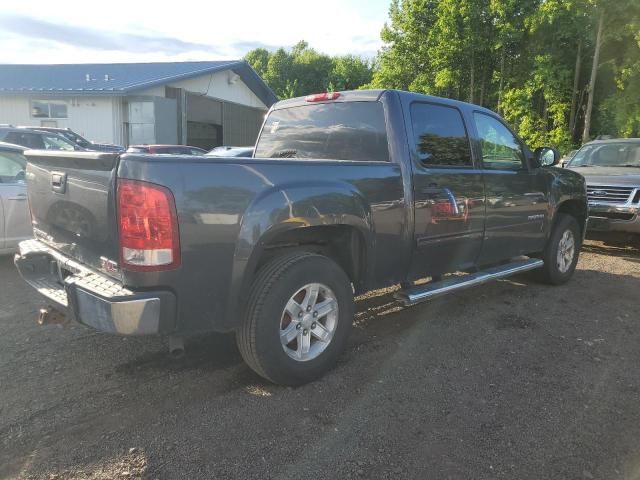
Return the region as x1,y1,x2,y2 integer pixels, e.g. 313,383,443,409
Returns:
223,181,374,329
547,168,588,234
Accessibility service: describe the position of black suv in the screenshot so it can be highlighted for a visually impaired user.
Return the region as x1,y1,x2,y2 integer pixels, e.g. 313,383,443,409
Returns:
0,127,83,151
18,126,125,153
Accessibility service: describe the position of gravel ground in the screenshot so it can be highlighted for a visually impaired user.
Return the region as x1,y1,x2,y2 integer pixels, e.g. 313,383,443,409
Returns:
1,233,639,480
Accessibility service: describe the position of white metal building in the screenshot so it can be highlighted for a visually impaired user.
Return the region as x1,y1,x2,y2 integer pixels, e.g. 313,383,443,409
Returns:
0,61,278,149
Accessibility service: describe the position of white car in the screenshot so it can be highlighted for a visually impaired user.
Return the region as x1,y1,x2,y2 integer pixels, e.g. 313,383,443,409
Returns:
0,142,31,254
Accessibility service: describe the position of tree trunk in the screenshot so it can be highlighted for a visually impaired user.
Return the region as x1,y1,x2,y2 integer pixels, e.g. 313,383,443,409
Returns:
583,11,605,143
569,41,582,137
469,50,475,104
497,47,505,114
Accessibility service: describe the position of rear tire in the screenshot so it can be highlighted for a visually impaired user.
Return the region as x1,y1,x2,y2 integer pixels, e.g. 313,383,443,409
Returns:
236,252,354,386
535,214,581,285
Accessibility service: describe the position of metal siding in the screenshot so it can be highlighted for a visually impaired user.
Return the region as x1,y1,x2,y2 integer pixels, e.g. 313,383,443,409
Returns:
171,71,266,109
154,97,178,144
0,95,117,144
112,97,126,146
68,97,115,144
222,102,264,146
186,94,222,124
0,96,31,125
127,100,155,144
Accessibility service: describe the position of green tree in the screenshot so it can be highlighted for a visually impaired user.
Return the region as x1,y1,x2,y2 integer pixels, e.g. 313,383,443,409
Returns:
244,48,270,78
244,42,372,99
329,55,373,91
371,0,640,149
369,0,439,91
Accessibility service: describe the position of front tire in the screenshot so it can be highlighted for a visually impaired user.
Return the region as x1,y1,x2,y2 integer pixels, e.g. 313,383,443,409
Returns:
236,252,354,386
535,214,581,285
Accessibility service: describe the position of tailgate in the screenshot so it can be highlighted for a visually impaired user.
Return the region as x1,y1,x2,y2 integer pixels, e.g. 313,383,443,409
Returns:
25,150,121,280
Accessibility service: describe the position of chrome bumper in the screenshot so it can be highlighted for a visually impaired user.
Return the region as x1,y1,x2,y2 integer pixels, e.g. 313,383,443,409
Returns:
14,239,176,335
587,203,640,233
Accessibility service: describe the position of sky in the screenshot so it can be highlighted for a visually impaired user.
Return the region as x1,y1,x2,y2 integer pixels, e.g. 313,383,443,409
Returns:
0,0,390,64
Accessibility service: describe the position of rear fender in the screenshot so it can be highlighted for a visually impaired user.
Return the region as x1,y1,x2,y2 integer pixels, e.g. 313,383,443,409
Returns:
223,181,374,329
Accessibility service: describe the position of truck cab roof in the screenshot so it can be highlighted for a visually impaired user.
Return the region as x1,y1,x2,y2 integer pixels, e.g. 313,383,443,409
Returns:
271,89,499,118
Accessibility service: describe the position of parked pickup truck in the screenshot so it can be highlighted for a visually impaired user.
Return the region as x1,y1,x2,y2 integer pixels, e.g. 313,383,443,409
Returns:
15,90,588,385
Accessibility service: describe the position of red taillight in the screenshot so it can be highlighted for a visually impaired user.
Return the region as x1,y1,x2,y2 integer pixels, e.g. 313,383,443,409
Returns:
117,179,180,271
305,92,341,102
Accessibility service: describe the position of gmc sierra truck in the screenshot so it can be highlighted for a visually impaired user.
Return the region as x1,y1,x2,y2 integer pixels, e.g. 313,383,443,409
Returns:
15,90,587,385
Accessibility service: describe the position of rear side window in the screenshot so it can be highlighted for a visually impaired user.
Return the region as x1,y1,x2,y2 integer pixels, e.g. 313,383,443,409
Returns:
410,103,472,167
42,134,76,151
255,102,389,162
5,132,45,149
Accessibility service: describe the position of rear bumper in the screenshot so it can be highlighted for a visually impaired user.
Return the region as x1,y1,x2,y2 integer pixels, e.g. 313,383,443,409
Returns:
587,203,640,234
14,239,176,335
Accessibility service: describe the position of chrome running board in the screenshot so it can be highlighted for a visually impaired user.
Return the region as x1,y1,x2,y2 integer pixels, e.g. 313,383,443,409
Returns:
395,258,544,306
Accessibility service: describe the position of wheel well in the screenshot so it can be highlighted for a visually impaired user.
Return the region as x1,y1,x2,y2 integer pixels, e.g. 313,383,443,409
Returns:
557,200,588,237
254,225,367,292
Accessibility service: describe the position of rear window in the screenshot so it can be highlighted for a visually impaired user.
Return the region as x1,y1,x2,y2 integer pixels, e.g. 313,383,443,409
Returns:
255,102,389,162
154,147,188,154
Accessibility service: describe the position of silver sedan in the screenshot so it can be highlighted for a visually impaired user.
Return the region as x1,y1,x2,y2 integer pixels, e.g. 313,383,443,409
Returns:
0,142,31,254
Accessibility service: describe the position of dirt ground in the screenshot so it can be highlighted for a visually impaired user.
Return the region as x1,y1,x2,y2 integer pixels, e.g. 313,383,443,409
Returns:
1,233,639,480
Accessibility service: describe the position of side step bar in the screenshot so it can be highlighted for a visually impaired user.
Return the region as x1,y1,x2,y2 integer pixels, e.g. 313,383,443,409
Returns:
395,258,544,306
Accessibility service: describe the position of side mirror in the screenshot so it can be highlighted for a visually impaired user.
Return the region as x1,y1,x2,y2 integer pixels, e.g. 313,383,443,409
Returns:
534,147,560,167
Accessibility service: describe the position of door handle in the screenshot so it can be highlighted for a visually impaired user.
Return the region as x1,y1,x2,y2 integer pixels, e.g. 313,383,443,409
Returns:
8,194,27,201
51,171,67,194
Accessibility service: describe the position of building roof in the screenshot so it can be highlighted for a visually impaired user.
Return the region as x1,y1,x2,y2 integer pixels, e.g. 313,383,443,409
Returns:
0,60,278,106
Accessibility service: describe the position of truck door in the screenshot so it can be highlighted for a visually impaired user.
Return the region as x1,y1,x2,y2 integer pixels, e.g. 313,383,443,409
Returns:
472,111,548,264
408,102,485,279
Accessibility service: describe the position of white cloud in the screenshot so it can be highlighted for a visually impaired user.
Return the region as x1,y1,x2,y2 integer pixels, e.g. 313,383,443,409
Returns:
0,0,389,63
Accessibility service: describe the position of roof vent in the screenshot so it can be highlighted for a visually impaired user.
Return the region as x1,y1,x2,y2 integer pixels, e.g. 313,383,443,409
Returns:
104,74,110,81
85,74,91,82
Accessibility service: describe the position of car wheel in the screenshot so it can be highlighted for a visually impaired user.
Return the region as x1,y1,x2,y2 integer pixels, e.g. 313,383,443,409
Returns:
236,252,354,386
535,213,581,285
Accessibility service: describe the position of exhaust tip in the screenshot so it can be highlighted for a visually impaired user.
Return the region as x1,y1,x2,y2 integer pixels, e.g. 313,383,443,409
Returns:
37,306,67,326
168,336,185,358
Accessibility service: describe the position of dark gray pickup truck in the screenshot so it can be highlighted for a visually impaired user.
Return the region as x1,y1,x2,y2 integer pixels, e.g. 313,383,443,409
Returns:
15,90,587,385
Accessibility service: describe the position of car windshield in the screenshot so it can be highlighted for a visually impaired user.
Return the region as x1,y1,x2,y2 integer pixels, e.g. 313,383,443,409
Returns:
568,142,640,167
59,131,90,148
